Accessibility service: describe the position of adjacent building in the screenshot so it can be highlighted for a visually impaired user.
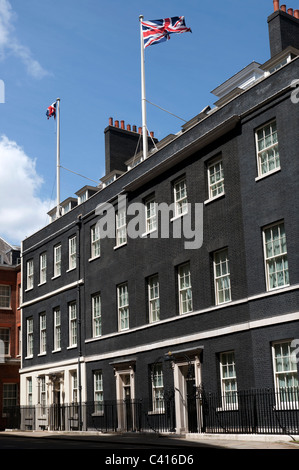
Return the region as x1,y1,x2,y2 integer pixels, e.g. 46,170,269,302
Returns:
19,4,299,434
0,238,21,430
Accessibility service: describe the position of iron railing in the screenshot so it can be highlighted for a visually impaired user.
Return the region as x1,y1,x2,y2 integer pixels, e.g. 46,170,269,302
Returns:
2,387,299,435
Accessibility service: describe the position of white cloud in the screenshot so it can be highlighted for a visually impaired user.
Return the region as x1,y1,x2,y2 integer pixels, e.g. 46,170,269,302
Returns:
0,135,55,245
0,0,48,79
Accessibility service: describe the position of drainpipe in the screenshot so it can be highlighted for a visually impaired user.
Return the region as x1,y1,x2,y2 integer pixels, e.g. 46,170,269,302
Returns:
76,214,83,430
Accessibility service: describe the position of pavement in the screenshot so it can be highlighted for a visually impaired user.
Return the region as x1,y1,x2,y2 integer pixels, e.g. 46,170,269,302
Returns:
1,430,299,449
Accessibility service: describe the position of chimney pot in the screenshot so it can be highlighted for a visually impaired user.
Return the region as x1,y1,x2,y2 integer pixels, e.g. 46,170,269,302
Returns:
133,125,137,132
294,9,299,18
150,131,154,138
138,127,142,134
273,0,280,11
288,8,294,15
127,124,131,131
109,117,113,126
115,120,119,128
121,120,125,129
281,4,286,11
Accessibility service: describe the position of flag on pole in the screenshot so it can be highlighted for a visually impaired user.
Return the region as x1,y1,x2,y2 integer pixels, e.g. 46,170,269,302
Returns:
46,101,57,119
141,16,191,48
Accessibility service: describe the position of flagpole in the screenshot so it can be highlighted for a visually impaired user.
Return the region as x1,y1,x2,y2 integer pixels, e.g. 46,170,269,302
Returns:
139,15,148,161
56,97,61,219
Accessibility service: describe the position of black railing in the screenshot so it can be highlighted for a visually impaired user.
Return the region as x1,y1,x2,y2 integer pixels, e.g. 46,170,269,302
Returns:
2,387,299,435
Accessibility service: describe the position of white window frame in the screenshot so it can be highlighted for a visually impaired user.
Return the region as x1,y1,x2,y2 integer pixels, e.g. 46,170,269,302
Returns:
145,196,157,234
26,318,33,357
69,302,77,347
91,224,101,259
71,371,78,404
148,275,160,323
151,363,164,413
53,245,61,278
27,378,32,406
0,285,11,309
0,328,10,356
39,252,47,285
116,208,127,247
178,263,193,314
94,371,104,415
53,307,61,351
220,351,238,409
213,248,231,305
39,376,47,415
174,178,188,217
263,221,289,291
39,313,46,355
117,283,129,331
208,158,225,199
92,293,102,338
272,340,299,408
69,236,77,270
255,120,280,177
27,259,34,290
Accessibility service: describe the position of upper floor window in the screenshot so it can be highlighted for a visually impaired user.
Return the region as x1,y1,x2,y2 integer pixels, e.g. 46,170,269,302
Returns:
213,248,231,305
26,318,33,357
145,196,157,234
69,236,77,270
54,244,61,277
39,252,47,284
0,285,11,309
39,313,46,355
27,259,34,290
117,283,129,331
263,221,289,291
0,328,10,356
208,158,224,199
174,178,188,217
92,293,102,338
178,263,193,314
91,225,101,258
53,307,61,351
256,120,280,177
220,351,238,408
148,275,160,323
116,208,127,247
69,302,77,347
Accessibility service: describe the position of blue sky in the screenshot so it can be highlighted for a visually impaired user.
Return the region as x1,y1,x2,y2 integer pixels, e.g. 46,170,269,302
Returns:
0,0,274,245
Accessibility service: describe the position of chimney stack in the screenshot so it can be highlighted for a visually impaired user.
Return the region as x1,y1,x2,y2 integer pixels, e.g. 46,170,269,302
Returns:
288,8,294,15
280,4,286,11
273,0,280,11
294,10,299,18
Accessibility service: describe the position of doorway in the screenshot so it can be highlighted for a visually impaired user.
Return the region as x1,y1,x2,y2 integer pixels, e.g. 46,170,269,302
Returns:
114,365,136,432
173,355,202,434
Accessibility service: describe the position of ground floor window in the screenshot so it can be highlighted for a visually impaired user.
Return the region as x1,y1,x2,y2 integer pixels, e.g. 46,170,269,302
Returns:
272,340,299,406
220,351,238,408
2,383,18,416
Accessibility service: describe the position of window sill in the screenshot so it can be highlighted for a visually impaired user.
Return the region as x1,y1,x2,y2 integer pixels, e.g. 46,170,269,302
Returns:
91,411,104,417
170,212,188,223
148,410,165,415
267,284,290,293
25,287,33,292
38,352,46,357
114,242,127,250
204,192,225,205
67,345,77,350
141,229,158,238
51,274,61,280
38,281,46,287
52,348,61,353
25,355,33,360
88,255,101,262
66,267,76,273
255,167,281,181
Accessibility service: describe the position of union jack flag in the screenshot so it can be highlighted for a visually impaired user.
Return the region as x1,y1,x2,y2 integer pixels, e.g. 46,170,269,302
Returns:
46,101,56,119
141,16,191,49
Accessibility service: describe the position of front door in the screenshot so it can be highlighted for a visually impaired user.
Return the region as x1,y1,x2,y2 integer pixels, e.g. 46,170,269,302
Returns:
114,366,136,432
173,356,202,434
122,374,133,431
